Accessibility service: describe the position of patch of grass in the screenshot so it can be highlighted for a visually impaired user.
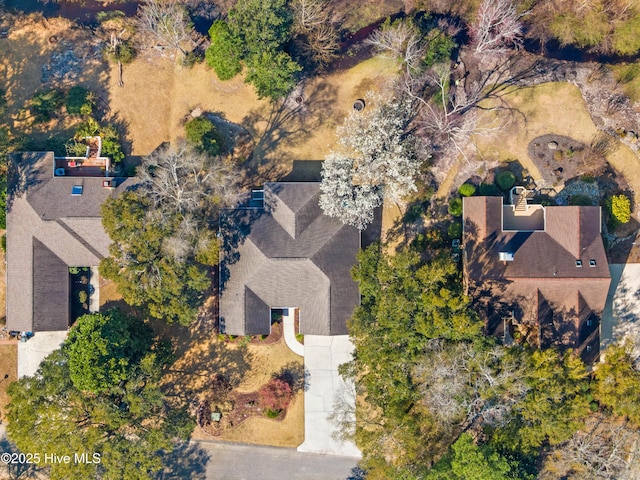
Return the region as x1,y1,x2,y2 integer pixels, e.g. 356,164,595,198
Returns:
613,62,640,102
0,344,18,422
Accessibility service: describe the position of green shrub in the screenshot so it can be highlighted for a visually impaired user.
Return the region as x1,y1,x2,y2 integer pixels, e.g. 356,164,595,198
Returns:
65,86,94,116
581,174,596,183
104,40,136,64
570,195,593,206
65,139,88,157
448,198,462,217
181,50,203,68
457,184,476,197
448,221,462,238
78,291,88,304
75,118,125,163
30,89,63,122
404,203,425,223
69,267,81,275
610,194,631,224
1,233,5,253
496,171,516,190
184,117,222,156
265,408,280,418
423,31,456,68
205,20,243,81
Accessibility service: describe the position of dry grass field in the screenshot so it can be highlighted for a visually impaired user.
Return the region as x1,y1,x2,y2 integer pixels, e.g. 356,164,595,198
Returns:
437,83,640,210
0,343,18,422
107,54,398,173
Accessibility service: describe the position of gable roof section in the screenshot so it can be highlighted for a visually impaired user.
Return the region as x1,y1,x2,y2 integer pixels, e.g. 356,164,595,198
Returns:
219,182,360,336
464,197,609,281
6,152,133,332
32,238,70,331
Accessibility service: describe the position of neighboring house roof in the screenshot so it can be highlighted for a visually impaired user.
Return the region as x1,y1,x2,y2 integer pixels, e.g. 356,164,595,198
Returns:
463,195,611,362
219,183,360,336
6,152,132,332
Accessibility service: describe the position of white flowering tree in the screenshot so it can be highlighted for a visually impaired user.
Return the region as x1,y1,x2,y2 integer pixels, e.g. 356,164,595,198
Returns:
319,93,420,230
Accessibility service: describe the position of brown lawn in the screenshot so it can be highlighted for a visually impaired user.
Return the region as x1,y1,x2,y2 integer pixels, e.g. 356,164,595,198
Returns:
0,343,18,422
107,53,398,176
99,279,304,446
438,83,640,212
0,15,108,142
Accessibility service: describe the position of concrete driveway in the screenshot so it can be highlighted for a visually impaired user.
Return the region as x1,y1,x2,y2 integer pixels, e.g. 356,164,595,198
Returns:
602,264,640,346
297,335,361,458
17,331,67,378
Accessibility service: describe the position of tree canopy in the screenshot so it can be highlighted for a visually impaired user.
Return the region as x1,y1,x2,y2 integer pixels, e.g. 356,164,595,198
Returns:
6,310,193,479
205,0,302,99
66,310,153,394
319,93,421,230
339,242,626,479
101,144,237,325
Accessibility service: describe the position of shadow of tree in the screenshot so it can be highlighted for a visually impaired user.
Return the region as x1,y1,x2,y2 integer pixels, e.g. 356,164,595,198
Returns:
239,80,338,183
155,441,210,480
6,152,48,212
0,438,41,479
157,314,254,411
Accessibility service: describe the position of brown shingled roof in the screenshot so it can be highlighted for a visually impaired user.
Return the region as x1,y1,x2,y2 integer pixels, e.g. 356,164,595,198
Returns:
463,195,610,363
6,152,134,332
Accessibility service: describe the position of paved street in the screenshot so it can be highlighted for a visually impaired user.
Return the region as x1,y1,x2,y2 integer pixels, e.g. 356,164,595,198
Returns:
198,441,359,480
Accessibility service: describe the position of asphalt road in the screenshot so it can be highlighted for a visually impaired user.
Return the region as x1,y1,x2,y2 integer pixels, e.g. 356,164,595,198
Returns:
198,441,360,480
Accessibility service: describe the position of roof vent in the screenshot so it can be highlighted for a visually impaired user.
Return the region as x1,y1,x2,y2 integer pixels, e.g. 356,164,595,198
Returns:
576,259,582,267
102,179,114,189
499,251,514,261
71,184,83,196
589,259,596,267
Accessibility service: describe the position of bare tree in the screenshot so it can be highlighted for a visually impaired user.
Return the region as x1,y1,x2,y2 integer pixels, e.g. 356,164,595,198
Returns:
292,0,340,67
137,0,193,55
414,340,529,431
139,142,240,218
365,19,425,75
472,0,525,53
540,414,640,480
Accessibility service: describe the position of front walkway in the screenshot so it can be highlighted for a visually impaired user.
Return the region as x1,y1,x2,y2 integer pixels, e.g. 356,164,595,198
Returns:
297,335,361,457
282,308,304,356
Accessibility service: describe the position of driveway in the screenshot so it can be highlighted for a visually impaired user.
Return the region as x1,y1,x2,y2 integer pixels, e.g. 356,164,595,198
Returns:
297,335,361,457
17,331,67,378
602,264,640,346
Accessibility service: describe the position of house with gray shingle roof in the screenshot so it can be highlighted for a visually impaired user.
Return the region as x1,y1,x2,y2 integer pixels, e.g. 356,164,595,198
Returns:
219,182,360,336
463,190,611,363
6,151,132,333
